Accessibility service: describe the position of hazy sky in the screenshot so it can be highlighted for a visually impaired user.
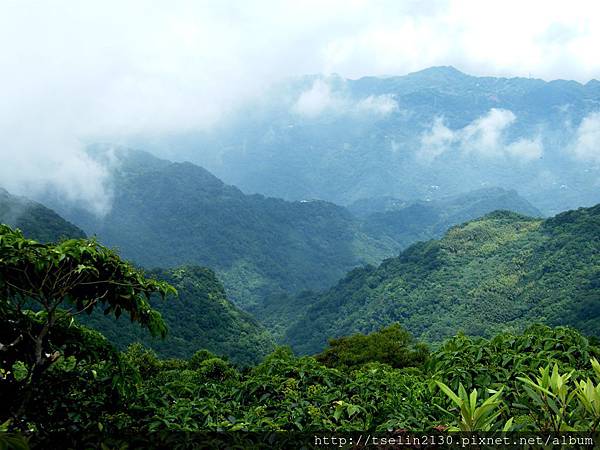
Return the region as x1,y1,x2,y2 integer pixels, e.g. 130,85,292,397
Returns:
1,0,599,212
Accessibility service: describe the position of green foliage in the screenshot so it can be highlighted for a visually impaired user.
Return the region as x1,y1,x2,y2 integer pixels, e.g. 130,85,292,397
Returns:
518,364,577,431
196,358,237,382
60,148,397,309
81,266,275,366
427,325,599,392
0,420,29,450
316,323,429,369
284,205,600,354
188,349,218,370
435,382,511,431
575,358,600,432
1,315,138,445
122,325,600,436
122,343,162,378
5,319,600,446
0,224,174,436
516,359,600,432
0,188,85,243
356,188,541,250
0,224,175,338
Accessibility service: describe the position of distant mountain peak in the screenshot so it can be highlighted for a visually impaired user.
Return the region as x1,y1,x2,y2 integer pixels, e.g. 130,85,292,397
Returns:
407,65,468,78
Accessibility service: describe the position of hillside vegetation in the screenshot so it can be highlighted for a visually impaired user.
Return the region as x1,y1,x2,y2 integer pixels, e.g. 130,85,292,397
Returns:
81,266,275,365
3,214,600,447
46,148,544,315
284,205,600,354
0,188,85,242
355,187,542,251
51,147,396,309
5,318,600,447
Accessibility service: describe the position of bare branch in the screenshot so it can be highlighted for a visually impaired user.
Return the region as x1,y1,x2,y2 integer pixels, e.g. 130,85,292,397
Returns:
68,292,106,316
4,280,38,299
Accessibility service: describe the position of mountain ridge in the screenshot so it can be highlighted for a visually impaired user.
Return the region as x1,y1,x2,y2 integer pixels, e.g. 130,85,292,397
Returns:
138,67,600,216
281,203,600,354
81,265,275,365
47,147,398,309
0,188,86,242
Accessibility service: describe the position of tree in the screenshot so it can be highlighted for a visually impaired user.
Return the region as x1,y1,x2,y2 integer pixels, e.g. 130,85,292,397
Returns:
0,224,176,417
315,323,429,369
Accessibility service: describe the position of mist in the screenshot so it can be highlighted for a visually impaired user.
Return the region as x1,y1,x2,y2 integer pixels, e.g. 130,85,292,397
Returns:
418,109,544,163
1,0,599,213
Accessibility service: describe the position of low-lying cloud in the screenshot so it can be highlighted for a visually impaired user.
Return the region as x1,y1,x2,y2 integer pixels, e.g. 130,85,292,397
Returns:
0,1,599,214
419,117,456,161
418,109,543,162
292,78,398,118
292,80,340,117
571,112,600,163
0,128,113,216
354,95,399,115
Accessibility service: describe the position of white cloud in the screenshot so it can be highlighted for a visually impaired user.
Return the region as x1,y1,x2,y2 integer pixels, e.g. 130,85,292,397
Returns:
354,95,399,115
292,80,339,117
461,109,516,156
507,137,544,162
418,109,543,162
418,117,456,162
0,124,113,216
571,112,600,162
0,0,597,211
292,79,398,117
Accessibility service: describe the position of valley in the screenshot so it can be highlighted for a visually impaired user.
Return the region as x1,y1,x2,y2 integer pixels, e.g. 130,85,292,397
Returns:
2,60,600,446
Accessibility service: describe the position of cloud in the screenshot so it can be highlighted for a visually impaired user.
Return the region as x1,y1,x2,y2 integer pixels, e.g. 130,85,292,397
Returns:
571,112,600,163
354,95,399,115
292,79,398,117
418,117,456,161
418,109,543,162
0,0,597,211
292,79,339,117
461,109,516,157
506,138,544,162
0,126,113,216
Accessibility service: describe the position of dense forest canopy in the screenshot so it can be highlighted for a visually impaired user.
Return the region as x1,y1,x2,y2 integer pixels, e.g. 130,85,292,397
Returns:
44,147,396,309
35,148,546,313
280,205,600,353
0,225,174,440
2,1,600,446
0,189,85,243
2,199,600,448
81,265,275,365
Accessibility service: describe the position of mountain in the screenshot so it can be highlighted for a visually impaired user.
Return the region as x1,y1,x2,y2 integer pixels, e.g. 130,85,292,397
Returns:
50,147,397,309
0,185,274,365
0,188,85,242
135,66,600,216
81,265,275,366
282,204,600,354
254,187,542,338
357,187,542,250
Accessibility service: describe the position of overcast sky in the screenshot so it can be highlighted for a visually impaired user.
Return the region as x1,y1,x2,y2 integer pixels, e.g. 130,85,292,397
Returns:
1,0,599,212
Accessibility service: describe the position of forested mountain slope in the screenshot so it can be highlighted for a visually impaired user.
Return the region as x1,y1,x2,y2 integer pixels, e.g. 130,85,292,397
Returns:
0,188,85,242
355,187,542,250
284,204,600,354
82,265,275,365
53,147,396,308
